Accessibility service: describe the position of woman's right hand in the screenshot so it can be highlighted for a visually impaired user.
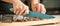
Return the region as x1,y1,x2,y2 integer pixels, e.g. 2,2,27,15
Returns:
13,1,29,16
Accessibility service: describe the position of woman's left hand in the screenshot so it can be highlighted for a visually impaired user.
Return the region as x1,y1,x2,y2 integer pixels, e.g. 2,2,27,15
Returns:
31,3,46,14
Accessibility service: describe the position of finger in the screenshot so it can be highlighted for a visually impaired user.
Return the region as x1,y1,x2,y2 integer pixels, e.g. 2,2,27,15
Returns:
40,4,46,14
23,6,29,16
36,4,41,13
14,8,19,14
16,6,23,15
26,7,29,14
32,7,36,12
32,8,36,12
14,8,17,13
22,6,28,16
19,8,26,15
22,9,27,16
16,10,20,15
32,6,36,12
14,5,19,13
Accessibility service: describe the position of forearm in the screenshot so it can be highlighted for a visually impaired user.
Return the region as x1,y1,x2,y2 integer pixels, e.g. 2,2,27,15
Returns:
31,0,40,4
1,0,22,4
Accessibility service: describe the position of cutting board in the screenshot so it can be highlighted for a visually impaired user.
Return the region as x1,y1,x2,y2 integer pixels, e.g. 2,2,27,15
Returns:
0,17,60,26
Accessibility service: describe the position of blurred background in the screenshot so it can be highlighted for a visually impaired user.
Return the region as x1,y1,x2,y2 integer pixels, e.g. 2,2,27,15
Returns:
41,0,60,15
0,0,60,15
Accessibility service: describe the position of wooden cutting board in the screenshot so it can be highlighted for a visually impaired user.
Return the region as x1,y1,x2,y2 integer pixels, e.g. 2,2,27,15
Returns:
0,17,60,26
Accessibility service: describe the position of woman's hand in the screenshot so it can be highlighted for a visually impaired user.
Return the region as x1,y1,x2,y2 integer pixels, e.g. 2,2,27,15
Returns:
31,3,46,14
13,1,29,16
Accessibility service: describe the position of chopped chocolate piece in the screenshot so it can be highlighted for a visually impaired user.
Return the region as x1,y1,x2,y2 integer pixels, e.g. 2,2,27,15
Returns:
34,16,43,20
23,18,28,22
16,19,23,22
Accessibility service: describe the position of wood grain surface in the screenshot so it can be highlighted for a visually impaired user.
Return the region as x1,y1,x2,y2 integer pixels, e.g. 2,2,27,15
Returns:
0,17,60,26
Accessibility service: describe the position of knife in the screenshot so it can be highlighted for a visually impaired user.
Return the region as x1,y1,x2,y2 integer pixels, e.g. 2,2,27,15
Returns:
9,8,55,19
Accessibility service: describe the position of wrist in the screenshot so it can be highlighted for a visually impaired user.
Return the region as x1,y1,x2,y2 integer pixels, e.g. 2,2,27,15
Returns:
31,0,40,6
31,2,39,5
31,3,39,7
12,0,22,4
31,0,40,4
